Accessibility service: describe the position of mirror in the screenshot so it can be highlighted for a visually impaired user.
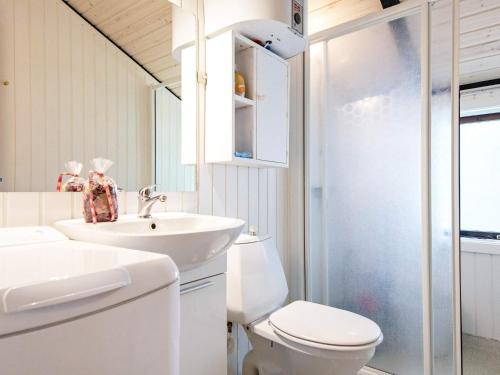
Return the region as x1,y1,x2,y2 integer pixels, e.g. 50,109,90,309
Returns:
0,0,196,192
154,86,196,192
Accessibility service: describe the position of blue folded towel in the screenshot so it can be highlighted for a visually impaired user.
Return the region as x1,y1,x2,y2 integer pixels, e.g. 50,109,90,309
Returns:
234,151,252,159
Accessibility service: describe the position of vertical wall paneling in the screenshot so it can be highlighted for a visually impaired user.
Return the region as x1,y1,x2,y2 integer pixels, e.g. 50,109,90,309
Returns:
106,45,118,167
58,2,72,166
95,38,107,158
258,169,268,234
248,168,259,231
30,0,46,192
1,0,157,191
212,165,226,217
474,254,493,338
493,255,500,341
135,68,144,184
276,169,288,276
237,167,249,233
461,243,500,341
198,164,213,215
71,14,84,169
117,55,128,189
82,19,95,176
126,65,137,189
45,0,60,189
14,0,32,191
268,169,277,249
155,87,191,192
0,0,15,191
225,166,238,218
461,252,476,335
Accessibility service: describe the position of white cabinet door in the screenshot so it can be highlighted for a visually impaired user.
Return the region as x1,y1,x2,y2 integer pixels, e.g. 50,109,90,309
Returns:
205,31,235,163
180,274,227,375
255,50,289,164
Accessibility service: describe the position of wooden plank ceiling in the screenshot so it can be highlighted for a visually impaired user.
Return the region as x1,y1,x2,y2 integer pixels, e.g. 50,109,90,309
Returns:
311,0,500,85
65,0,181,96
460,0,500,85
64,0,500,93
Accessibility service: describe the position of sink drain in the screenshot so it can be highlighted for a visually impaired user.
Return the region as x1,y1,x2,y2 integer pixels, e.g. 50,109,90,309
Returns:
150,223,157,230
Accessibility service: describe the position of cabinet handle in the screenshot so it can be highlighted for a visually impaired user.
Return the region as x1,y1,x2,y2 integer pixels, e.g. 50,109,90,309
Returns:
180,281,214,295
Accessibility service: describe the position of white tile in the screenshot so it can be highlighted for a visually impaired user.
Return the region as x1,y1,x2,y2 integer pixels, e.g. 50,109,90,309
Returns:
72,192,84,219
40,192,72,225
150,197,167,213
4,192,40,227
117,190,127,216
182,192,198,213
166,192,182,212
126,191,138,214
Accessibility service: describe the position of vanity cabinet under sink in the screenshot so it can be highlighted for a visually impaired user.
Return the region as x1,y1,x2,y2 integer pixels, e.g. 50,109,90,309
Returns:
180,256,228,375
180,273,227,375
55,213,244,375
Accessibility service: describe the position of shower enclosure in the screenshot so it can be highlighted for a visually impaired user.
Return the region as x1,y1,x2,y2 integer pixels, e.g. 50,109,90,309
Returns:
306,1,460,374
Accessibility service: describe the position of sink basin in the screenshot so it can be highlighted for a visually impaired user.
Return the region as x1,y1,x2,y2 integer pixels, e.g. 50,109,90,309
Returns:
55,213,245,271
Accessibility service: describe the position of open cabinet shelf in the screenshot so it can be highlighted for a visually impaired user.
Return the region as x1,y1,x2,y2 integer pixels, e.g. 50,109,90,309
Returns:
205,30,290,168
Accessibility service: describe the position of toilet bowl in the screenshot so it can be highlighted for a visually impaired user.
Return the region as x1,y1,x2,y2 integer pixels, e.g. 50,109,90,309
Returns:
227,234,383,375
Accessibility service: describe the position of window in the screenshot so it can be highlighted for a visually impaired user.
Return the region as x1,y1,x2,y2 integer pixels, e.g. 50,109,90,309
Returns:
460,112,500,239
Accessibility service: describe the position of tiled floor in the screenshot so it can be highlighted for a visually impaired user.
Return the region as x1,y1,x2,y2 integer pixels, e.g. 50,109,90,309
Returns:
463,334,500,375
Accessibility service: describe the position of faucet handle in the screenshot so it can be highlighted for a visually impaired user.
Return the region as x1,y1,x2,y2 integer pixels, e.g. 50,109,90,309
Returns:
138,184,157,199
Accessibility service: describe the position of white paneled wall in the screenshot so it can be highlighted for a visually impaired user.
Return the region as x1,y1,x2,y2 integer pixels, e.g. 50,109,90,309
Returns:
461,239,500,341
0,0,156,192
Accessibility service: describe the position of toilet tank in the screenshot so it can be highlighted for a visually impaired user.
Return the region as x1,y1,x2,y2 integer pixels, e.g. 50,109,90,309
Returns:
227,234,288,325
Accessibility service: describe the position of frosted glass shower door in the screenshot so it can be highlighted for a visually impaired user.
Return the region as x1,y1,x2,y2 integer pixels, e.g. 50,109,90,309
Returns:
309,14,424,374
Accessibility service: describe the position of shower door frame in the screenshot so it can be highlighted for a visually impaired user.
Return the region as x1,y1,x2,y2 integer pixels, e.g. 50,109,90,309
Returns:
303,0,461,374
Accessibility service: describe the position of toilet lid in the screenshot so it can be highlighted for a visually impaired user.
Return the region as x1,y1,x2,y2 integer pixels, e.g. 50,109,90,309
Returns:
269,301,382,347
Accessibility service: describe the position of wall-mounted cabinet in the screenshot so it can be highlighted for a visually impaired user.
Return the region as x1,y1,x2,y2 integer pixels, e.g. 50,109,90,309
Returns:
205,31,290,168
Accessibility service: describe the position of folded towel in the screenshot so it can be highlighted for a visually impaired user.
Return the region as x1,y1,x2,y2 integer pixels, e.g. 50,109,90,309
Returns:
234,151,252,159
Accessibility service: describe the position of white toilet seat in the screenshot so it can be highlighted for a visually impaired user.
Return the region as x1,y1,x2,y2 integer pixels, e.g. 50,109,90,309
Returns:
268,301,383,351
270,323,383,352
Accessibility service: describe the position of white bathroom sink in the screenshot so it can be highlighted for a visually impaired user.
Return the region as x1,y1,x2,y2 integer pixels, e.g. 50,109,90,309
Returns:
55,213,245,271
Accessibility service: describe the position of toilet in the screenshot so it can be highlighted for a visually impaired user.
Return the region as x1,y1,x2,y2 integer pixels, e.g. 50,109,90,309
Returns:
227,234,383,375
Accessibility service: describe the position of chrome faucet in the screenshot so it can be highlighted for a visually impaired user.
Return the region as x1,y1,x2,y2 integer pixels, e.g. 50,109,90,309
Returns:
138,185,167,218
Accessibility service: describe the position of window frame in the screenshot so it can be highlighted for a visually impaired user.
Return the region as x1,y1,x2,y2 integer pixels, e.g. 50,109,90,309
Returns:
459,111,500,240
